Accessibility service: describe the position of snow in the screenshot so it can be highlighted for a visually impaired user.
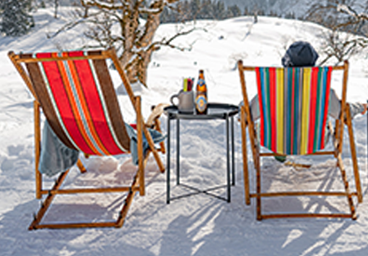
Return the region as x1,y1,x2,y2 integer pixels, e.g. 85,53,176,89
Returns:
1,7,368,256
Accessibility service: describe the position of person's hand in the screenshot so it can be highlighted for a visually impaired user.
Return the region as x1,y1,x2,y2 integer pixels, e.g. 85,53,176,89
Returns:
362,103,367,115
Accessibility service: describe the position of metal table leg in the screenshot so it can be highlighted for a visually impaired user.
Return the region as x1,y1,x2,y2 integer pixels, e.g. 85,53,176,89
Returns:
226,114,230,202
165,104,238,203
177,118,180,185
231,116,235,186
166,115,171,204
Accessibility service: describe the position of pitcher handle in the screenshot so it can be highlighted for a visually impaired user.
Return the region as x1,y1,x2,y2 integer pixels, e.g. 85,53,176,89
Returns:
170,90,183,106
170,94,179,106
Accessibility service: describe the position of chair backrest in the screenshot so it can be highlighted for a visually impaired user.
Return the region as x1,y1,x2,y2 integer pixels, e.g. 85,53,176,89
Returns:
9,48,133,156
239,62,349,156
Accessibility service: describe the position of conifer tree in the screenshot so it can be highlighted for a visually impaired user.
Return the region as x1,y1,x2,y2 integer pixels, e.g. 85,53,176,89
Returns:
227,4,241,18
0,0,34,36
213,1,226,20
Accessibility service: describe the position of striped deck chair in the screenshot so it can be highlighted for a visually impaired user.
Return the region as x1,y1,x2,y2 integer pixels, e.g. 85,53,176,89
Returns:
238,60,362,220
8,48,165,230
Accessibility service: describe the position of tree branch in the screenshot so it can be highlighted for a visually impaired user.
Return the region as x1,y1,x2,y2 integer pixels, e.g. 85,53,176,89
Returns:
81,0,127,10
154,27,199,50
337,4,368,21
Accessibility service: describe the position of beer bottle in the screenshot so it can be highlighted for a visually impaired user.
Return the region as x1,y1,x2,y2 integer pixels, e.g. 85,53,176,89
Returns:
195,70,208,114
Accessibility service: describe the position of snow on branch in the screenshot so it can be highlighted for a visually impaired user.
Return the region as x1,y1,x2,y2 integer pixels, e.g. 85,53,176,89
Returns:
139,0,180,14
82,0,175,13
148,27,205,52
81,0,128,10
337,4,368,20
138,7,162,14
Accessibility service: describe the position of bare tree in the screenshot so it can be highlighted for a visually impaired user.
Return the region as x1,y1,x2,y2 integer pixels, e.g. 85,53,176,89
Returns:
53,0,59,18
319,30,368,65
50,0,195,87
335,2,368,33
306,0,368,64
305,0,358,30
34,0,60,18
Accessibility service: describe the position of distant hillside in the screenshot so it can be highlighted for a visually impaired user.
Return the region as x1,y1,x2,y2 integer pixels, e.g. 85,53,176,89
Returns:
219,0,366,19
39,0,367,20
221,0,309,18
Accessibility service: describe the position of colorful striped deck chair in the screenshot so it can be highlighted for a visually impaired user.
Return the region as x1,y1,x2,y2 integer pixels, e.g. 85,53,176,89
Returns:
8,48,165,230
238,60,362,220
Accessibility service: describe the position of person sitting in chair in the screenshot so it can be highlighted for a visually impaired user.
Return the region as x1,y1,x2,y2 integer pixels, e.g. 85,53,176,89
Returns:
243,41,367,162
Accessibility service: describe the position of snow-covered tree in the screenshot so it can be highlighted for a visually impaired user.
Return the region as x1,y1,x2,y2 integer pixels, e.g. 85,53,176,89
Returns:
307,1,368,64
335,2,368,34
0,0,35,36
305,0,358,30
51,0,196,87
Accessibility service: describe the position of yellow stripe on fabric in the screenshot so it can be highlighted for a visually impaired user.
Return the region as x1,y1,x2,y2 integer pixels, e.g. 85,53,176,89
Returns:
300,68,311,155
276,68,284,153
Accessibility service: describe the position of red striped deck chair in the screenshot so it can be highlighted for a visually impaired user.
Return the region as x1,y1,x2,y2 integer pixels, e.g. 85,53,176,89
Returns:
238,60,362,220
8,48,165,230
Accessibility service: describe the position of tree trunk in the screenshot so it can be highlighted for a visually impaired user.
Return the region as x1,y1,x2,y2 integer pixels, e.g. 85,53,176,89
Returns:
54,0,59,18
121,0,163,87
78,0,181,87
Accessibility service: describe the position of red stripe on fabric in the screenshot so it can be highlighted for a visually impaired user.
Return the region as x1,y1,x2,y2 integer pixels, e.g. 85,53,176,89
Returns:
307,67,319,154
68,51,124,155
36,52,94,154
320,67,332,149
269,68,277,152
57,52,103,155
255,68,265,146
66,54,110,155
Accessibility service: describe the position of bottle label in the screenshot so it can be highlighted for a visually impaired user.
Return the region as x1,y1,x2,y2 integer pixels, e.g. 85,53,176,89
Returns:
197,79,206,92
196,95,207,113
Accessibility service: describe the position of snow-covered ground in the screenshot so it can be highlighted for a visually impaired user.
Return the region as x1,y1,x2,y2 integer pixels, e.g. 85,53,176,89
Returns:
1,8,368,256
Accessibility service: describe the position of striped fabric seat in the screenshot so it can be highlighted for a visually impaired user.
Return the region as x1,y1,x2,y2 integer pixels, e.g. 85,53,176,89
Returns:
238,60,362,220
9,47,167,230
255,67,332,155
25,51,130,156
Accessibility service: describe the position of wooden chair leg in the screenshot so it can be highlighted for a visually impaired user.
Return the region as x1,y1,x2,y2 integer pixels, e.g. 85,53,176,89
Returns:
255,158,262,221
250,123,262,220
29,170,70,230
143,127,165,173
116,175,139,228
337,153,357,220
30,168,141,229
34,101,42,199
136,96,145,196
241,107,250,205
131,98,165,174
76,159,87,173
240,104,262,219
345,107,363,203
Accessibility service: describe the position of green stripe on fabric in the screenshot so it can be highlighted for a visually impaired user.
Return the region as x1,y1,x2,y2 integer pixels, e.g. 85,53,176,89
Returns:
264,68,271,149
313,68,323,151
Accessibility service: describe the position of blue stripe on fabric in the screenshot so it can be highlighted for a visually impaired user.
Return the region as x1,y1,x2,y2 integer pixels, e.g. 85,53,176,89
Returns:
63,59,106,155
260,68,268,148
293,68,300,154
285,68,292,154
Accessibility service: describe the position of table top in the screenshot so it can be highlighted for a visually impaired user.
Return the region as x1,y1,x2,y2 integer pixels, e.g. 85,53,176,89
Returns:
164,103,239,120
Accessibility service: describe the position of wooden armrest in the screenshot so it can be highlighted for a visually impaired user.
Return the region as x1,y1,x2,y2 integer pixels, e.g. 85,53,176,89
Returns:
146,103,170,127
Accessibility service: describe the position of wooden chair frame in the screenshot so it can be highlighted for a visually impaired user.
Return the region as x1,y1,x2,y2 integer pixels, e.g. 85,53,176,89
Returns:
8,48,165,229
238,60,362,220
